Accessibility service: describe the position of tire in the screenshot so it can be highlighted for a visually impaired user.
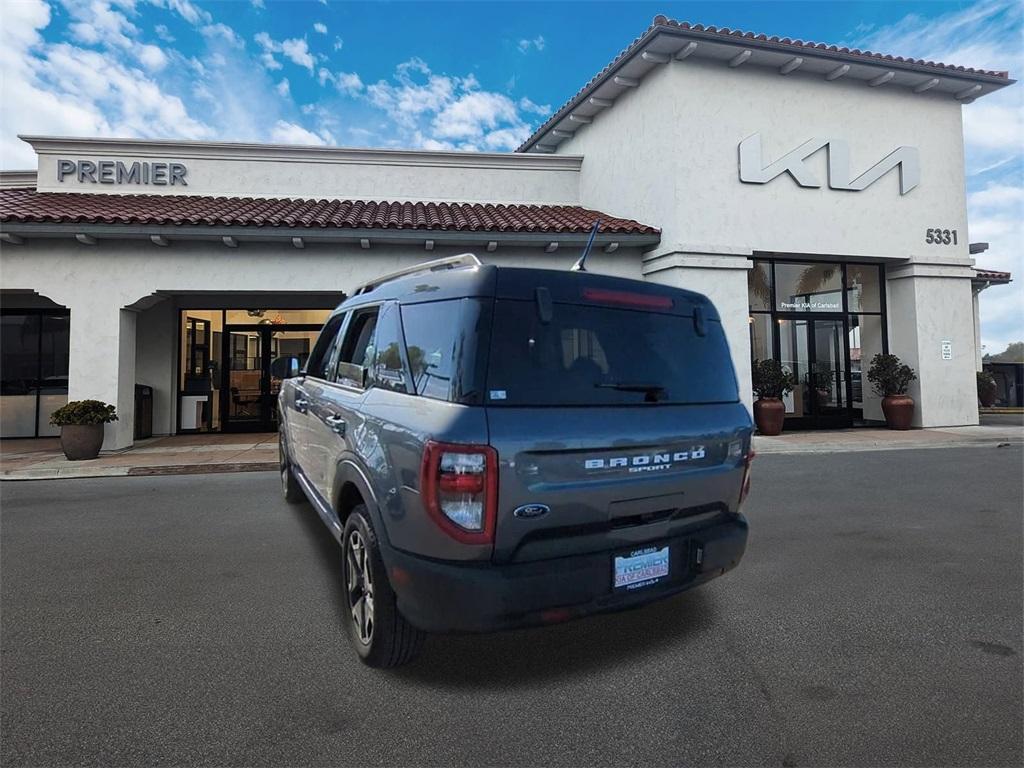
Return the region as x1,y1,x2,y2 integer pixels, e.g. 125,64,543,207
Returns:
279,431,305,504
342,506,425,668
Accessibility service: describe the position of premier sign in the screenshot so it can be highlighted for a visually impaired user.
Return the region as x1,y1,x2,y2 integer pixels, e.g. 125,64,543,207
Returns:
56,159,188,186
739,134,920,195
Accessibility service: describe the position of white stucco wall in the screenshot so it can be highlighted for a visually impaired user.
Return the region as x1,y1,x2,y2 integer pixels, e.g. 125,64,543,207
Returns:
1,238,642,447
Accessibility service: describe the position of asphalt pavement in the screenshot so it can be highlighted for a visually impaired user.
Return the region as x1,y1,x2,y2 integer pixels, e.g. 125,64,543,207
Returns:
2,446,1021,767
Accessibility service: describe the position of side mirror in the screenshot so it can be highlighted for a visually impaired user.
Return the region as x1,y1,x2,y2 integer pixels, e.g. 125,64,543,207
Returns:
271,355,302,379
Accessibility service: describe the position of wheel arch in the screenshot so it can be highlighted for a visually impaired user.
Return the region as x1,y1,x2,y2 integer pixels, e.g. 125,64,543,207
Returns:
332,458,388,541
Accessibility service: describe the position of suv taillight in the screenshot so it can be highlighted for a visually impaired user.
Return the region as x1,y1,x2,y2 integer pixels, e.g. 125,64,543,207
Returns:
420,441,498,544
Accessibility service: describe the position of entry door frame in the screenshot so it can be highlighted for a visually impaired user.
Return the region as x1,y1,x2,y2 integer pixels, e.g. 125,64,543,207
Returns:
774,313,854,430
220,323,322,433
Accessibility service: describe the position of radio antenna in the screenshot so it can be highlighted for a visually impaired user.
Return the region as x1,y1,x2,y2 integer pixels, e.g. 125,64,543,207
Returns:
570,219,601,272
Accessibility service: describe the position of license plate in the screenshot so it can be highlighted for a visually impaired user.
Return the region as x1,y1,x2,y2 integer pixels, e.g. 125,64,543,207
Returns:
613,545,670,591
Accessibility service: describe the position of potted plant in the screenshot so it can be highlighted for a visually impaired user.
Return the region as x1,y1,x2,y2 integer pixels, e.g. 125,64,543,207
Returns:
751,359,795,436
49,400,118,460
977,370,997,408
867,353,917,430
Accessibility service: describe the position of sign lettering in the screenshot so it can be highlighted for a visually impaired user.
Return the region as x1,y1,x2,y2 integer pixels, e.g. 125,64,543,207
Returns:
56,159,188,186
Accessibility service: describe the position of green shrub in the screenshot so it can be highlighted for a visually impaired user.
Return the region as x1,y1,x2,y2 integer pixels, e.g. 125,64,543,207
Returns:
752,359,796,399
867,354,917,397
49,400,118,426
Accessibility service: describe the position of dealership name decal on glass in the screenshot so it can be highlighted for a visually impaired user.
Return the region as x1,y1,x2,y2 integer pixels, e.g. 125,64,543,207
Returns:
57,159,188,186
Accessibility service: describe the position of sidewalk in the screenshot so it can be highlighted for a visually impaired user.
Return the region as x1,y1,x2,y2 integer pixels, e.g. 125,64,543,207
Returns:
754,423,1023,454
0,433,277,481
2,421,1021,481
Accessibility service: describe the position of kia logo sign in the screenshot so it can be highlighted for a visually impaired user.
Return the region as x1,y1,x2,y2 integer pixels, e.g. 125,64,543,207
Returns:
739,134,920,195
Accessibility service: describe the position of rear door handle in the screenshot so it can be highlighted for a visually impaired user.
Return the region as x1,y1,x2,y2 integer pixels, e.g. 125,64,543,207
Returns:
325,414,347,437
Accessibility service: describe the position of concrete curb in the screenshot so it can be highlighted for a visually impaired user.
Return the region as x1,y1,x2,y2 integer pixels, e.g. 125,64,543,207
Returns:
754,437,1023,455
1,462,277,481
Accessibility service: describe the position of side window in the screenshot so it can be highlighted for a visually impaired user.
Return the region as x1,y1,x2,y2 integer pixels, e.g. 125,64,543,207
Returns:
371,304,410,393
305,313,345,379
399,300,461,402
335,308,379,389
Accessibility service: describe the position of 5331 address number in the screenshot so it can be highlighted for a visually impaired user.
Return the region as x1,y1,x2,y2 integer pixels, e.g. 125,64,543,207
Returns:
925,228,958,245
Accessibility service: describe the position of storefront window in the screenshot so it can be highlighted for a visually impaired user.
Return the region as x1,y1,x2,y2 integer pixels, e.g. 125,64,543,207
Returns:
748,262,772,311
773,262,842,313
846,264,883,313
749,314,773,362
1,311,70,438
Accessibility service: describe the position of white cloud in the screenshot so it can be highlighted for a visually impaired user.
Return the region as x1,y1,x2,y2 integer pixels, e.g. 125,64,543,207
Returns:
146,0,213,26
270,119,328,145
335,71,363,95
276,78,290,97
255,31,314,72
154,23,174,42
333,36,343,51
250,0,265,8
517,35,545,54
202,23,244,48
313,22,327,35
518,96,550,116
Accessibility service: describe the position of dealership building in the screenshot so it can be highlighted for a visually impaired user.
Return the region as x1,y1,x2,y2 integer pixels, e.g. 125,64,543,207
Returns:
0,16,1014,448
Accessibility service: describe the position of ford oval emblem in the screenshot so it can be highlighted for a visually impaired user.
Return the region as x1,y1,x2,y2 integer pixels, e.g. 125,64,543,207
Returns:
513,503,550,519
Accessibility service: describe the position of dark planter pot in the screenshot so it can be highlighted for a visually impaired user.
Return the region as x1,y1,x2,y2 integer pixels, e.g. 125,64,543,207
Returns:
753,397,786,436
978,383,997,408
881,395,915,430
60,424,105,461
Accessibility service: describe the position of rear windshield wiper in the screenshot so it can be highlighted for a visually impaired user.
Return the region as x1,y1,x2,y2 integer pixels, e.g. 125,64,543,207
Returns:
595,382,667,402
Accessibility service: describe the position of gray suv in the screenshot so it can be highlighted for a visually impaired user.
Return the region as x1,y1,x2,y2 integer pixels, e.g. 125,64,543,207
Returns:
278,255,754,667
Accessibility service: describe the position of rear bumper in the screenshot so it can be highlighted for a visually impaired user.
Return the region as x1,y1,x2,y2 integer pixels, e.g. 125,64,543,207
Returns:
380,514,748,633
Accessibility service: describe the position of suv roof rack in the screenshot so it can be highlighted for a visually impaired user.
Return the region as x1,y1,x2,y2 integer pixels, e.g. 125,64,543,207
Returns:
352,253,483,296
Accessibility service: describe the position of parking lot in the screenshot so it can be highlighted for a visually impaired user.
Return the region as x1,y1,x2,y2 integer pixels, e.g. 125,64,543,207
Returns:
2,446,1021,767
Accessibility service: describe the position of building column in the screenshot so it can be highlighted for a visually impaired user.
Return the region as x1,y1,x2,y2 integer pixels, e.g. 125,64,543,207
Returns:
643,251,753,415
885,263,979,428
67,304,138,449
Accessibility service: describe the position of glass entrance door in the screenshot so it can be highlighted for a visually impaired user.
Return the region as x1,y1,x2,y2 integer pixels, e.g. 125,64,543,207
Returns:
221,325,323,432
223,327,266,432
777,317,852,429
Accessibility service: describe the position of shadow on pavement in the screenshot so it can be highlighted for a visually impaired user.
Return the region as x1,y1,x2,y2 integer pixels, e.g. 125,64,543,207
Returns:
287,492,717,691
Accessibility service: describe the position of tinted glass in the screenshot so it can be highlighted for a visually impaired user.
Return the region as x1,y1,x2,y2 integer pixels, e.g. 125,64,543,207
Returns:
305,313,345,379
846,264,882,313
774,262,842,312
339,310,378,369
750,314,773,363
400,300,462,402
748,261,772,311
486,300,738,406
371,304,409,393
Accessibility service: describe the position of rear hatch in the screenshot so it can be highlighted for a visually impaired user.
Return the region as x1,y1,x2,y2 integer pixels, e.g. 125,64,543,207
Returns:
482,271,751,564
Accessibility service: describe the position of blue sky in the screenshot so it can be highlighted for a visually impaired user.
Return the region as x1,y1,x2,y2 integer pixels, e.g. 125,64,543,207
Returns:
0,0,1020,350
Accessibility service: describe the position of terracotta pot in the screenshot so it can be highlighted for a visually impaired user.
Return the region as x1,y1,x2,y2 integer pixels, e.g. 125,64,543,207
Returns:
753,397,786,436
881,395,915,430
60,424,105,461
978,382,997,408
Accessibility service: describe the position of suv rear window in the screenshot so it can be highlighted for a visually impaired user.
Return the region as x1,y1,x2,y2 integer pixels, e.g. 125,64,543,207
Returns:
485,299,738,406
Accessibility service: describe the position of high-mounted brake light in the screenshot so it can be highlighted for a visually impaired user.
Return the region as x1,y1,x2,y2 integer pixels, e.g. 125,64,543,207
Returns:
582,287,673,309
420,441,498,545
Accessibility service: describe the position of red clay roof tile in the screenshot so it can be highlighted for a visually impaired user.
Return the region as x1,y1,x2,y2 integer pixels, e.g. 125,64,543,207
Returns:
0,188,659,236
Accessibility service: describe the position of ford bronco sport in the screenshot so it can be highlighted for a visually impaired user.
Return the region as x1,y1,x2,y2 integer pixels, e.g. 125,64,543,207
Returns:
278,255,754,667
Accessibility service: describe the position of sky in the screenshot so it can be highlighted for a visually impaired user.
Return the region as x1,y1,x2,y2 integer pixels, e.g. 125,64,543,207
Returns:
0,0,1020,352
